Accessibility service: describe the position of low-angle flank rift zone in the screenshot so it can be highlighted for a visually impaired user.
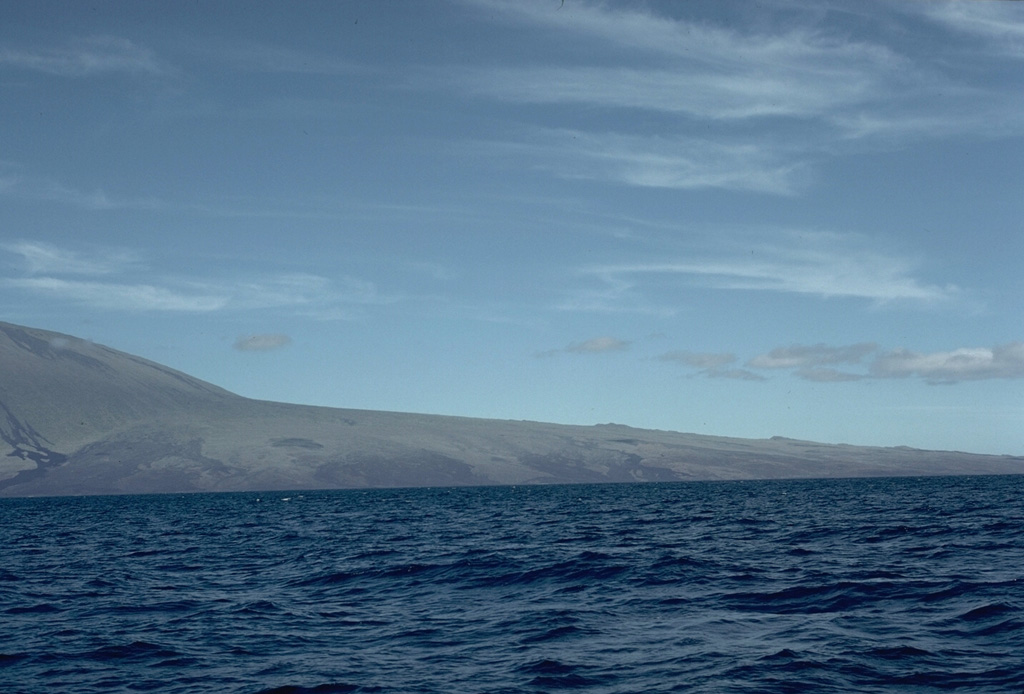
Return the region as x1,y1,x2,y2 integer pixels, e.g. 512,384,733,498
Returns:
1,321,1020,497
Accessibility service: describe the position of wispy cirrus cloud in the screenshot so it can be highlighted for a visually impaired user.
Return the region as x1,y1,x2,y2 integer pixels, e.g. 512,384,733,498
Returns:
568,230,958,312
0,36,166,77
1,240,392,318
2,240,142,275
4,276,229,312
3,273,387,317
448,0,1024,192
921,2,1024,59
455,61,888,123
503,130,808,194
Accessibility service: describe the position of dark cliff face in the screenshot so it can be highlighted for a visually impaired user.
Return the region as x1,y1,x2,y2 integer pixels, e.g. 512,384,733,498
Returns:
1,321,1021,497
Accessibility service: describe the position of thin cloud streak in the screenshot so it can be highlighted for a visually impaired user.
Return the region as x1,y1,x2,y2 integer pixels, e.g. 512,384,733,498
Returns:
458,64,883,122
577,232,957,307
3,277,228,312
921,2,1024,58
566,336,631,354
2,241,142,276
512,130,808,194
4,273,390,316
453,0,958,136
1,241,395,318
467,0,904,88
234,334,292,352
0,36,165,77
448,0,1024,196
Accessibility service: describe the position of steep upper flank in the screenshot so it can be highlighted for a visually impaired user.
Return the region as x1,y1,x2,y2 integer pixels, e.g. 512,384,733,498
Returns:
0,322,236,451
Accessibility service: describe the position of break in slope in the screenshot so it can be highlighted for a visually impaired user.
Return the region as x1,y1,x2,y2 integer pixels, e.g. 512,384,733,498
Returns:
1,321,1020,497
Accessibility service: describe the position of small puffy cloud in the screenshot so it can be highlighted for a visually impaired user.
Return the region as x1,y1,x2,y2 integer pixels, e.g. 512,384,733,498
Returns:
870,342,1024,384
234,334,292,352
748,342,878,369
659,351,736,369
565,336,630,354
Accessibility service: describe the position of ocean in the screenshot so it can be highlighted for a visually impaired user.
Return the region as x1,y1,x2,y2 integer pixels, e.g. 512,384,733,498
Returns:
1,475,1022,693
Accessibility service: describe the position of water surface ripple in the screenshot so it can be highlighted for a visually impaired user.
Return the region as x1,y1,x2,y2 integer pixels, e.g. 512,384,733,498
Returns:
2,476,1022,692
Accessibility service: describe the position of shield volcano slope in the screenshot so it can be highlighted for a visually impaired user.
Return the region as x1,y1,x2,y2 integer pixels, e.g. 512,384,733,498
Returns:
1,321,1021,496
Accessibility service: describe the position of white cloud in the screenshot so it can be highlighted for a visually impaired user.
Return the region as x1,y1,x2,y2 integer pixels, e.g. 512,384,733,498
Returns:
448,0,1024,194
921,2,1024,59
740,340,1024,384
4,272,389,316
577,230,957,308
4,277,228,312
234,334,292,352
458,63,882,122
658,350,765,381
0,36,164,77
565,336,630,354
513,130,808,194
228,273,378,309
870,343,1024,384
1,241,392,318
453,0,932,130
748,342,878,369
2,240,142,276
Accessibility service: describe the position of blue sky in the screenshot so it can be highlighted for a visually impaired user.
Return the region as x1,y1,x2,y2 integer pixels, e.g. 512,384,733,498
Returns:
2,0,1022,455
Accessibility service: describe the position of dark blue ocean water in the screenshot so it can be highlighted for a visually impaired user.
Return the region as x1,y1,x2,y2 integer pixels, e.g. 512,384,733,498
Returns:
2,476,1023,693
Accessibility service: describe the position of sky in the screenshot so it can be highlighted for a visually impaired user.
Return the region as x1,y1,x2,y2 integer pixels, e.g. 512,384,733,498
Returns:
1,0,1022,456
